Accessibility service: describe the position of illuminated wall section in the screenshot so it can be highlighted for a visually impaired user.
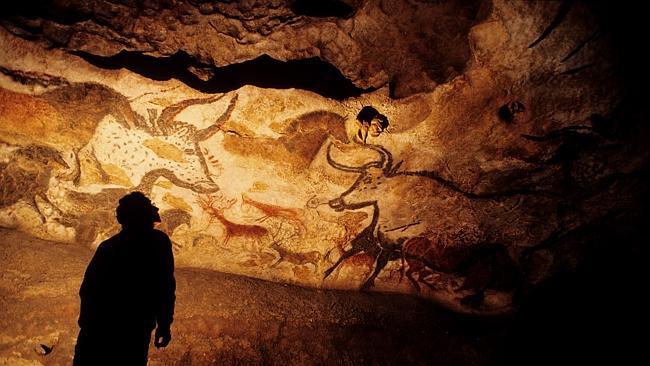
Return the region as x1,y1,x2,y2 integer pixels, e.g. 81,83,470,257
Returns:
1,0,646,316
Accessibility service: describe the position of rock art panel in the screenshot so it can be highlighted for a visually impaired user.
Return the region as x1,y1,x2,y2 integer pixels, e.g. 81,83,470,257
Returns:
0,0,647,317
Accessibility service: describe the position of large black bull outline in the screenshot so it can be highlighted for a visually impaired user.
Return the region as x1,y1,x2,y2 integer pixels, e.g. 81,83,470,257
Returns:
322,143,411,290
321,143,521,294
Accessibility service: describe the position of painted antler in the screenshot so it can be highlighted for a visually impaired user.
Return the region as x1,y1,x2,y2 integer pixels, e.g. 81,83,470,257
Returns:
197,194,268,245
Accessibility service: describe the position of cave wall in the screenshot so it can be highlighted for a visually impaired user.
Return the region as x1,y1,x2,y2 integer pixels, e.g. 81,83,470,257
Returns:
1,0,648,314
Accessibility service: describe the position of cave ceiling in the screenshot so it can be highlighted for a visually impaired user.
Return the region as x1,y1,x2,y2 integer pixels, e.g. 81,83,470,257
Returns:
2,0,486,98
0,0,648,315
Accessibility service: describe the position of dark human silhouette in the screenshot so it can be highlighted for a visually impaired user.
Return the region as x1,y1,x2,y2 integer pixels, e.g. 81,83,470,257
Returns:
73,192,176,366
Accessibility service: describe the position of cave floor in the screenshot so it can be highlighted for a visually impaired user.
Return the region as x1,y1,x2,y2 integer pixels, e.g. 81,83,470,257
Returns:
0,228,640,365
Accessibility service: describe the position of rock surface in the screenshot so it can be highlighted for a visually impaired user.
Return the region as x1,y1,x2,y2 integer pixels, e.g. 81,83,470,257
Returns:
0,228,512,365
0,0,648,318
1,0,487,97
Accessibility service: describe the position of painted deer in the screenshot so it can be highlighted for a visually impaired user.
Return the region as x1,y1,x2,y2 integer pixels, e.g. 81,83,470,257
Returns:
241,193,306,236
266,221,321,273
197,194,268,246
269,241,322,273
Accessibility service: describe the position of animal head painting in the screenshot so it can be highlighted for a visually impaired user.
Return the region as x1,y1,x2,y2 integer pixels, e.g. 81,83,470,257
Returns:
0,0,646,317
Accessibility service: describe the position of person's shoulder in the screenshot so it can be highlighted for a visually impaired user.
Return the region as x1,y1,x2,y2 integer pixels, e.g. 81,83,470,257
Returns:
152,228,170,238
151,229,172,243
150,230,173,253
96,232,121,248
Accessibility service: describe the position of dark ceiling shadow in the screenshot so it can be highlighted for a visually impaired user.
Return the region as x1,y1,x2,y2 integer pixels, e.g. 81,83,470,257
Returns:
291,0,355,18
73,50,369,100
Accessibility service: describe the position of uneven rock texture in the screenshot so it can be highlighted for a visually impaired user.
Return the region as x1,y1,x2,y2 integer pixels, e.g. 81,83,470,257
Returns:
0,228,513,365
0,0,648,322
1,228,645,365
1,0,487,97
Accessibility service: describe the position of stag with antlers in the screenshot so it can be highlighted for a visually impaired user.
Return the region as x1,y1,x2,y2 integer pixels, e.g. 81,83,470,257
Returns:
241,193,307,236
197,194,268,247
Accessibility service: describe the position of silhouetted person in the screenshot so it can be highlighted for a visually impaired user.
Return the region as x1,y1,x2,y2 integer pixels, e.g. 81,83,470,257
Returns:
73,192,176,366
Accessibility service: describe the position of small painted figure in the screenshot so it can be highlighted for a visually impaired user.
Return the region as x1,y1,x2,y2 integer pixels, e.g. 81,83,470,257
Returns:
352,106,390,143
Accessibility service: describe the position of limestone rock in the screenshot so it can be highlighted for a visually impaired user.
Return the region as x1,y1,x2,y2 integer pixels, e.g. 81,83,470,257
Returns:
0,0,647,318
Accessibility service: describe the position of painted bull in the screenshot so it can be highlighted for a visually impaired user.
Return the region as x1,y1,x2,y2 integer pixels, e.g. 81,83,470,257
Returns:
325,143,483,241
65,91,237,245
84,93,238,193
323,143,519,298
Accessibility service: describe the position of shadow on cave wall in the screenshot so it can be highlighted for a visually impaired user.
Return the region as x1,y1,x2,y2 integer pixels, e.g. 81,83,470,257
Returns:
291,0,356,18
73,50,369,100
1,0,489,99
504,202,648,365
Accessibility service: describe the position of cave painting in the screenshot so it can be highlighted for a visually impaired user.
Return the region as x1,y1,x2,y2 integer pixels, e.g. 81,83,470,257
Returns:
347,105,390,144
322,143,519,304
241,193,307,236
0,83,242,247
71,90,239,245
195,193,309,249
197,193,269,247
1,80,519,306
195,191,321,277
0,145,70,222
82,93,238,193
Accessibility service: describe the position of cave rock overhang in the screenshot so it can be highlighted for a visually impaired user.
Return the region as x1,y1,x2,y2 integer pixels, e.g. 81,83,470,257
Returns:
0,0,489,99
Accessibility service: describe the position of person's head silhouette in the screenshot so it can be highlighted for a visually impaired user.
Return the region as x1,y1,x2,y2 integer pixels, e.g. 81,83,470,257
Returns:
116,192,161,230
